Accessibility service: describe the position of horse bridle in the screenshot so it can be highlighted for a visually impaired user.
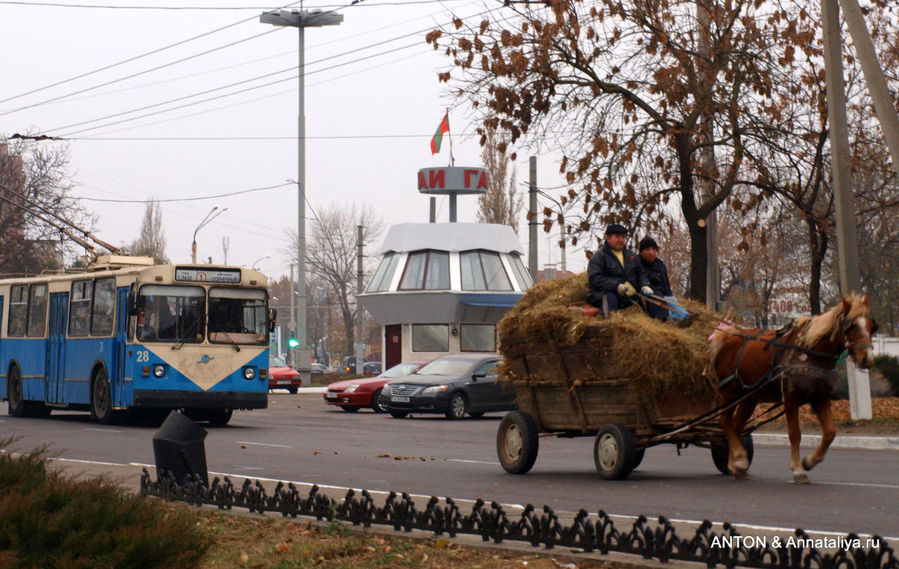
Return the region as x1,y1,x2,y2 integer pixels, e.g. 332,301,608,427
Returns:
840,316,877,353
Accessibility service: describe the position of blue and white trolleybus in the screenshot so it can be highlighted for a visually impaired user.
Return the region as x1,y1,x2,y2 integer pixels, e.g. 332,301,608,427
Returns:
0,256,273,425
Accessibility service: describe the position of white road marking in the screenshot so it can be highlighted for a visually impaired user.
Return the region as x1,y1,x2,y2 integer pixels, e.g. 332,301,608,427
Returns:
811,480,899,490
86,428,122,433
446,458,500,466
237,441,291,449
52,457,130,467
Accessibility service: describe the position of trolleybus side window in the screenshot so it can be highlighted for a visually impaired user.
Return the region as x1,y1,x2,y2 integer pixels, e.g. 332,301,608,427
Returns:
209,288,267,344
69,280,91,337
137,285,205,343
91,278,116,336
26,283,48,337
8,285,27,337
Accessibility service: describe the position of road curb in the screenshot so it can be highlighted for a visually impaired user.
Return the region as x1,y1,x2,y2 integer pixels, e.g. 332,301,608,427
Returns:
752,433,899,451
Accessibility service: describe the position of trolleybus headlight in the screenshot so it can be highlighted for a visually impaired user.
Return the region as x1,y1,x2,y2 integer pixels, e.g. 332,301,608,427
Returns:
152,364,166,378
243,367,256,380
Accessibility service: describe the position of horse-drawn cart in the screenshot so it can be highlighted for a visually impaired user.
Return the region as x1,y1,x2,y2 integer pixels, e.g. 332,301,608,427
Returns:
497,332,763,480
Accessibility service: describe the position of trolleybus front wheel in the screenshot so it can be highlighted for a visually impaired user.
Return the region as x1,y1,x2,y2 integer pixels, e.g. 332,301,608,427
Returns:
497,410,539,474
90,368,116,425
594,424,637,480
711,434,754,475
206,408,233,427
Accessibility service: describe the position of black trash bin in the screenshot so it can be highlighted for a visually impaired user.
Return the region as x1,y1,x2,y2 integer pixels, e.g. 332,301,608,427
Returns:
152,410,209,486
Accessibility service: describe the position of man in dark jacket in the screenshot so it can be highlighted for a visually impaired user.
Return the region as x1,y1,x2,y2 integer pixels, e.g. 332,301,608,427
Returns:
637,236,671,320
586,224,652,314
636,236,692,323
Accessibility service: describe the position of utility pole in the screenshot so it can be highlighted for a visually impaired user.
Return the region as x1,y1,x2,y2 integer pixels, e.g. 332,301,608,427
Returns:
261,8,343,383
289,263,296,368
821,0,871,419
528,156,538,281
355,225,365,372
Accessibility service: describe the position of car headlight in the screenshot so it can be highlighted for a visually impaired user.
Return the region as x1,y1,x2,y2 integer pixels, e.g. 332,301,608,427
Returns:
152,364,166,378
345,384,359,393
243,367,256,380
421,385,449,395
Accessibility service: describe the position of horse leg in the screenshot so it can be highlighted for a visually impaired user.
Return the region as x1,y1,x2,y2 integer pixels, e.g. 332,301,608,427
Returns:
784,402,808,484
719,403,749,480
728,400,755,478
802,398,836,475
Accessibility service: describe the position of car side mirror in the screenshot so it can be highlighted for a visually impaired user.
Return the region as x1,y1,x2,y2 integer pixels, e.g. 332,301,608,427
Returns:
472,371,486,381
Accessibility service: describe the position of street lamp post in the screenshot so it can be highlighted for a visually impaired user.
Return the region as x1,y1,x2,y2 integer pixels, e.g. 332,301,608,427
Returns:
191,207,227,263
260,8,343,381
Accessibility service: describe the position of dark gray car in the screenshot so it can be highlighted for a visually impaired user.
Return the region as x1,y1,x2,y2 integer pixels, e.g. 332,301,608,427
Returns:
383,354,516,419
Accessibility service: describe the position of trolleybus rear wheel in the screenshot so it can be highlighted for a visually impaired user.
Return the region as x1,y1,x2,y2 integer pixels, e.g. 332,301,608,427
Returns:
7,366,28,417
594,424,637,480
90,368,115,425
496,410,539,474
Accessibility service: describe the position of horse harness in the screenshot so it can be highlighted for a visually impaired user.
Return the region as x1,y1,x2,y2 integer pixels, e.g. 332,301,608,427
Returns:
714,320,844,391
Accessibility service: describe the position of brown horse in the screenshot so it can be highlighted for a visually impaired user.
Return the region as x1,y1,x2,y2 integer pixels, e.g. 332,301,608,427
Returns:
709,294,877,483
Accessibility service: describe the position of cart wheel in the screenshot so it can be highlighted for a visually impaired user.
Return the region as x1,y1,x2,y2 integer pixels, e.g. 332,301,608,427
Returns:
711,434,755,475
594,424,637,480
497,411,539,474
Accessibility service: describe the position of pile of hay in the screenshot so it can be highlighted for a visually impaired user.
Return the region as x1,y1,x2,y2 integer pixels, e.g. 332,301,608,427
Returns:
498,273,723,399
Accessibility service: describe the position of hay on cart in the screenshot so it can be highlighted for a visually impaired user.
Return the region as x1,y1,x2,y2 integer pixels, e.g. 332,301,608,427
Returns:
498,273,723,399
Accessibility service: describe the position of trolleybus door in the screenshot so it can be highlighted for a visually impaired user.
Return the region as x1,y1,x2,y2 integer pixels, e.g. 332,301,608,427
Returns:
114,287,129,407
47,292,68,404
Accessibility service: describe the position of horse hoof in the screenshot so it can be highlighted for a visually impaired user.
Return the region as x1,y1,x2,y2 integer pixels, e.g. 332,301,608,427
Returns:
793,472,810,484
733,468,750,481
734,457,749,471
801,457,814,471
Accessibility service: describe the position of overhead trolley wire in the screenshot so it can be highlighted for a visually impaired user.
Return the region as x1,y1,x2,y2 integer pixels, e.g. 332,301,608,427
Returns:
0,0,302,107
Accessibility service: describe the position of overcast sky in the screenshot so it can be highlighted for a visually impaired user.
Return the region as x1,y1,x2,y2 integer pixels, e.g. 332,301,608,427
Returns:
1,0,587,279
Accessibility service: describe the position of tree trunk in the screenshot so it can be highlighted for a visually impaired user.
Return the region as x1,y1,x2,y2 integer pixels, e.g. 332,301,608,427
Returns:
807,217,826,314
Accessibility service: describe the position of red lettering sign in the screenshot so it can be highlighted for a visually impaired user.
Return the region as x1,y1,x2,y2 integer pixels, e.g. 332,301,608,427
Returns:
464,169,489,189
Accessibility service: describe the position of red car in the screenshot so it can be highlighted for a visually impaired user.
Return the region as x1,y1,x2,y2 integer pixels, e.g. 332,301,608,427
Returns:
324,361,425,412
268,355,305,394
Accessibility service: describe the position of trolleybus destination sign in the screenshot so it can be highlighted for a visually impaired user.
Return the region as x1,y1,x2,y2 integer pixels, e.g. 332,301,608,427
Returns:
175,267,241,283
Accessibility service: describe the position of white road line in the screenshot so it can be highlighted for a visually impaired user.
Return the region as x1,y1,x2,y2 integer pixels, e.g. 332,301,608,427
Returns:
52,457,129,467
85,428,122,433
237,441,292,449
446,458,500,466
811,480,899,490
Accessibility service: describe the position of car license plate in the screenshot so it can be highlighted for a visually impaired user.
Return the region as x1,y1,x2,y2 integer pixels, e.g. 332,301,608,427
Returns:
391,396,410,403
277,380,290,385
326,393,338,399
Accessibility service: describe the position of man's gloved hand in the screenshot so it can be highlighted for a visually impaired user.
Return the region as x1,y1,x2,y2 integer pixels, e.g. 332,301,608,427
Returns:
617,283,629,296
641,286,654,296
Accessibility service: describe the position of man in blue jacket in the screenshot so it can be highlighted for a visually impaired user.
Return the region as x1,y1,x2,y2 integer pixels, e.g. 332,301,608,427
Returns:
586,224,652,315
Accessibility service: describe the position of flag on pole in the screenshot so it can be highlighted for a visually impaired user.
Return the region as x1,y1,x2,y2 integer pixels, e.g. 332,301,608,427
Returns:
430,112,450,155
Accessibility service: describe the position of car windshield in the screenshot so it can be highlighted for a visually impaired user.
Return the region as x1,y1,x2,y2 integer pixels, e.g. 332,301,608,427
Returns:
270,355,287,367
415,359,473,376
381,362,422,378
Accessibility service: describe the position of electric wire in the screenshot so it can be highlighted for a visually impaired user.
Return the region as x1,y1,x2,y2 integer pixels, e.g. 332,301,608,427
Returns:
74,181,294,203
0,1,302,105
55,39,424,137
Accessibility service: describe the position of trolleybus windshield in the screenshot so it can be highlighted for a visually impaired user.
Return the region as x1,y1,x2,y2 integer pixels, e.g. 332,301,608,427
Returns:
137,285,205,343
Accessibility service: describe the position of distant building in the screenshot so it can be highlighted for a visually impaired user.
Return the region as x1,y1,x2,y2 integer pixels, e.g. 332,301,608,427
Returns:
358,223,532,368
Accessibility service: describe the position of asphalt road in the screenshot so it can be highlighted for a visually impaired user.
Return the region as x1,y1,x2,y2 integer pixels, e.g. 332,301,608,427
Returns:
2,393,897,541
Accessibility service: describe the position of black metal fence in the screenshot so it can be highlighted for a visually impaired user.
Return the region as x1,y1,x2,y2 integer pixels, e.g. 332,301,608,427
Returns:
141,470,896,569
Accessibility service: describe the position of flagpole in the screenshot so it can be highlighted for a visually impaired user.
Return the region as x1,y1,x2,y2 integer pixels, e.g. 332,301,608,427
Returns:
446,108,455,167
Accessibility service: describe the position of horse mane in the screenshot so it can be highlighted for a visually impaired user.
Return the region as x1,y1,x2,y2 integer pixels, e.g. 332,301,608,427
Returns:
800,294,867,348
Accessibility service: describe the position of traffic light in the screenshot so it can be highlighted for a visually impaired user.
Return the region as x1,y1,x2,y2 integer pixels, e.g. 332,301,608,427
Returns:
287,331,299,348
